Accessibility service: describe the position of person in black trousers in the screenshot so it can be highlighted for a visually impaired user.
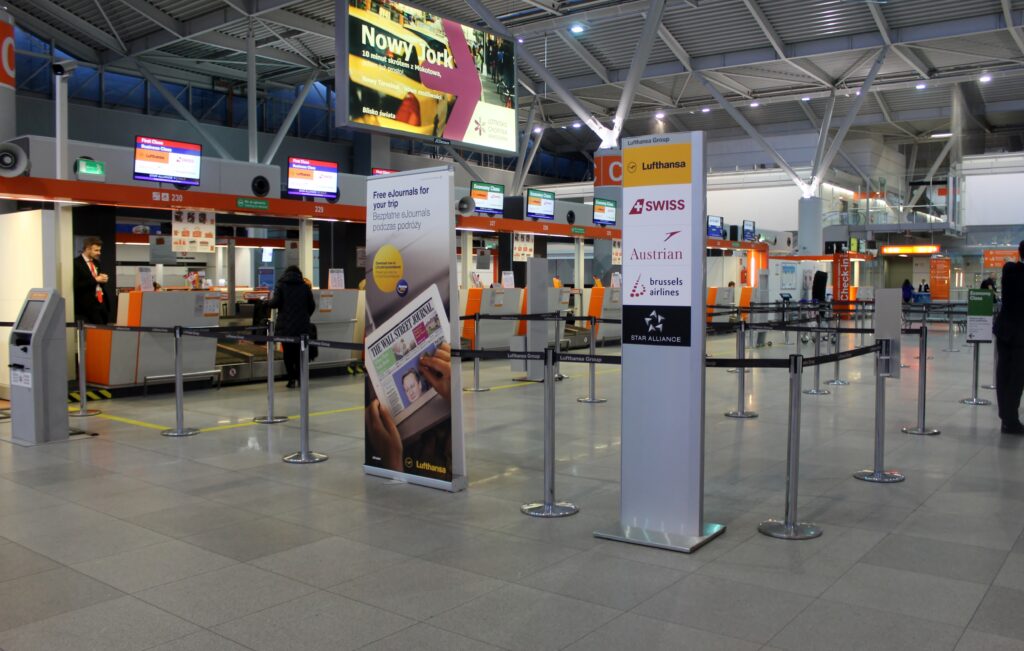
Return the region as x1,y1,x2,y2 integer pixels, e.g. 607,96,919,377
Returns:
995,241,1024,434
267,265,315,388
72,236,110,324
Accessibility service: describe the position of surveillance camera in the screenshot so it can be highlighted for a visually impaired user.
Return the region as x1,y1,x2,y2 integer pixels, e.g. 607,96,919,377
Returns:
52,60,78,76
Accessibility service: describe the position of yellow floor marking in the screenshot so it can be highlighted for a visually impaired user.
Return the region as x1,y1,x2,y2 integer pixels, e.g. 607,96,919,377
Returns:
199,405,364,432
96,414,167,431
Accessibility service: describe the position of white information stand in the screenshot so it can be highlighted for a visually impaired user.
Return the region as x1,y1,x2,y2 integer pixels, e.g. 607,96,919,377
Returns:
595,132,723,553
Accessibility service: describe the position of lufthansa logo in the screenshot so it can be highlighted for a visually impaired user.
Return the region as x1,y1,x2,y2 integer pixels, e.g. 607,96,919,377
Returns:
404,457,414,469
627,161,637,173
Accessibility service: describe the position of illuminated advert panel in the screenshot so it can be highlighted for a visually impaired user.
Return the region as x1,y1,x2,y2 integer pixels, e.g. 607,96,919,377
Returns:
287,157,339,199
133,136,202,186
593,198,617,225
470,181,504,215
336,0,517,154
526,188,555,220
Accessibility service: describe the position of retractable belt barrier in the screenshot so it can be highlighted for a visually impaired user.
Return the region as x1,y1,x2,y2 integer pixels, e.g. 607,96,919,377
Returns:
458,311,563,322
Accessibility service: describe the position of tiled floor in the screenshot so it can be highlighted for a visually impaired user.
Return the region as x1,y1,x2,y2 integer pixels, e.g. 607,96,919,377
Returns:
0,328,1021,650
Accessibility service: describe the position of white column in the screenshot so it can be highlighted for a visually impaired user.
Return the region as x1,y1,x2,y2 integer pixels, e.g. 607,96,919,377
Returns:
460,231,471,290
574,237,585,291
298,220,314,279
797,197,823,256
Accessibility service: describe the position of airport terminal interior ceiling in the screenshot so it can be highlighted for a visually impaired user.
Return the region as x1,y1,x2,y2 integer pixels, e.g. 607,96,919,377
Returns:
6,0,1024,182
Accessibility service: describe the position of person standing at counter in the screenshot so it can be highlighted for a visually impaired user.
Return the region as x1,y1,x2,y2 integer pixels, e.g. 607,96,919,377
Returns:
918,279,930,293
73,237,109,325
995,241,1024,434
268,265,315,389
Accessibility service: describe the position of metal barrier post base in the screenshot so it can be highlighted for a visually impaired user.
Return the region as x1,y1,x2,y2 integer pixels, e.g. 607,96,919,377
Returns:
803,388,831,396
758,520,822,540
578,397,607,404
521,501,578,518
826,378,849,386
69,408,102,418
982,384,997,390
464,387,491,393
725,409,758,419
161,427,199,438
283,451,328,464
853,469,905,483
902,426,941,436
254,415,289,424
960,397,992,406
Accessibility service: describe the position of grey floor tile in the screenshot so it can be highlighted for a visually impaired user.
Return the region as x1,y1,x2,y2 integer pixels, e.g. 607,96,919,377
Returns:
145,630,253,651
957,630,1024,650
0,595,197,651
896,508,1024,551
422,529,580,582
212,591,414,651
126,501,263,538
272,497,402,535
252,535,411,588
359,623,502,651
633,573,813,644
331,557,504,620
338,515,487,557
72,539,237,593
823,562,988,626
0,479,71,516
180,516,330,561
0,567,124,633
861,533,1007,584
428,584,619,651
971,586,1024,641
135,563,315,627
0,541,60,582
520,549,686,610
564,613,762,651
770,599,963,651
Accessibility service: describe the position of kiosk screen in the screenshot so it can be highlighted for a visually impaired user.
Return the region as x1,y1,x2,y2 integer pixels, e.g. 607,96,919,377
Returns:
16,301,43,331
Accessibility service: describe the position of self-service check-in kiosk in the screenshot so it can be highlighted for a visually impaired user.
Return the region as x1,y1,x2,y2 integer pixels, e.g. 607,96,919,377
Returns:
9,289,68,444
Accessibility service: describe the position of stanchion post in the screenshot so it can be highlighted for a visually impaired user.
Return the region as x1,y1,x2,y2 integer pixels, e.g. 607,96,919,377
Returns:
523,347,577,517
983,343,997,390
944,305,959,352
960,342,992,406
759,354,821,540
161,326,199,437
804,310,830,396
578,317,606,404
553,312,567,381
783,300,792,346
827,314,848,386
464,313,489,393
855,339,905,482
726,320,757,419
903,326,940,436
254,321,288,424
70,321,101,418
284,335,328,463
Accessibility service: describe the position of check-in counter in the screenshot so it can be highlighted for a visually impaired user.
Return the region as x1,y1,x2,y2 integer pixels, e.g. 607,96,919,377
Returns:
707,286,735,324
311,289,364,366
581,287,622,343
86,291,219,387
460,287,525,350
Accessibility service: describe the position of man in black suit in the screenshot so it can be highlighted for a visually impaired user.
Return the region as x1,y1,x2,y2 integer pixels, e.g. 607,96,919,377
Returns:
73,236,110,325
995,241,1024,434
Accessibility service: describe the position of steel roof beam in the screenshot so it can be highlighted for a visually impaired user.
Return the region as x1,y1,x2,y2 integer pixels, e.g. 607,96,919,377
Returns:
906,137,954,212
811,47,888,193
513,97,540,190
5,6,101,63
654,20,753,99
608,0,667,145
557,33,611,84
739,0,834,88
112,0,183,38
260,10,333,40
798,101,869,184
867,2,931,79
188,31,312,68
16,0,125,54
812,91,836,181
1002,0,1024,57
875,91,919,138
837,49,881,86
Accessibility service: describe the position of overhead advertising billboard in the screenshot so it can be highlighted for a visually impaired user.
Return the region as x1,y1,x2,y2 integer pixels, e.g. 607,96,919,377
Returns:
526,188,554,220
336,0,516,154
470,181,503,215
134,136,202,186
287,157,338,199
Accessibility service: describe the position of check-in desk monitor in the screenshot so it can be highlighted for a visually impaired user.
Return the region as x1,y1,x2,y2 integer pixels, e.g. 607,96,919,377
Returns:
9,289,69,444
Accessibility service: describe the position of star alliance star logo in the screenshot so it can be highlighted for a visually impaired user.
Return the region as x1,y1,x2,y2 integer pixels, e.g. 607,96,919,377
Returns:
645,310,665,333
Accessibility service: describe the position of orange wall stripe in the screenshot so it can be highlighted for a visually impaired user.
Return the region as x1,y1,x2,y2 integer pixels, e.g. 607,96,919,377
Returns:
85,329,112,386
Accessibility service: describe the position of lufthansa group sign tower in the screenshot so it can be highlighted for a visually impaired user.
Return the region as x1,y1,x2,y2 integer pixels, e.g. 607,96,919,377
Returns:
596,132,724,553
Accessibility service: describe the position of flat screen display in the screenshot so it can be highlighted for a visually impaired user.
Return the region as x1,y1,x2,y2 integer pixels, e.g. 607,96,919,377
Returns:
707,215,724,239
526,188,555,220
133,136,202,186
337,0,517,153
593,198,616,226
15,301,44,331
287,157,339,199
470,182,504,215
742,219,756,242
257,267,275,289
850,236,859,253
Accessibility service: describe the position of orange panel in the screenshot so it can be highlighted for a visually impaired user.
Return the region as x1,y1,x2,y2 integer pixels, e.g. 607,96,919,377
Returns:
517,289,528,336
587,287,606,336
462,288,482,347
85,329,112,386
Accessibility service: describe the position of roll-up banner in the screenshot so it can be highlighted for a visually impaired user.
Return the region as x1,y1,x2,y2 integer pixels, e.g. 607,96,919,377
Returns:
596,132,723,553
364,167,465,491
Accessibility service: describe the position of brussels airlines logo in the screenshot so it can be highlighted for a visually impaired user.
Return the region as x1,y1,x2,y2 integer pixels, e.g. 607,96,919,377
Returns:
629,275,647,298
628,198,687,215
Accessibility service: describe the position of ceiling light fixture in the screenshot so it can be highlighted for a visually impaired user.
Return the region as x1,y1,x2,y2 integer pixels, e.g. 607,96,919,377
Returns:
572,122,581,128
915,82,927,89
701,107,710,113
569,23,585,34
655,111,665,119
930,132,953,138
750,101,760,107
979,74,992,83
801,96,811,102
516,37,524,43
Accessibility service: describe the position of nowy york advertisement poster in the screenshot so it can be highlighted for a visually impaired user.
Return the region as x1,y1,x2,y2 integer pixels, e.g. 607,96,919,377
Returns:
364,167,465,490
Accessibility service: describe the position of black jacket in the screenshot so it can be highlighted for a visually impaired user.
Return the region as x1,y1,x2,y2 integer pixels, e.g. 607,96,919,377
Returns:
72,255,110,324
995,260,1024,346
268,269,315,336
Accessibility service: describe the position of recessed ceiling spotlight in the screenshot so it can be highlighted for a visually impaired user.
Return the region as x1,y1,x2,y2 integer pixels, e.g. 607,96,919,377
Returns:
750,101,760,107
855,90,861,95
569,23,585,34
979,74,992,83
701,107,710,113
801,96,811,102
533,126,542,133
930,131,953,139
572,121,581,128
655,111,665,119
516,37,524,43
915,82,927,90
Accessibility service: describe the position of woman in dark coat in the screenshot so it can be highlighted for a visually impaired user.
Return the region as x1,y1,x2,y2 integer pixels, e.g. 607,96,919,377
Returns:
267,265,315,388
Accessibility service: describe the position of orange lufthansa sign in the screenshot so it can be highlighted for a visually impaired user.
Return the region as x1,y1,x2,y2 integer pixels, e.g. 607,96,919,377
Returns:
983,249,1020,268
622,143,692,187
